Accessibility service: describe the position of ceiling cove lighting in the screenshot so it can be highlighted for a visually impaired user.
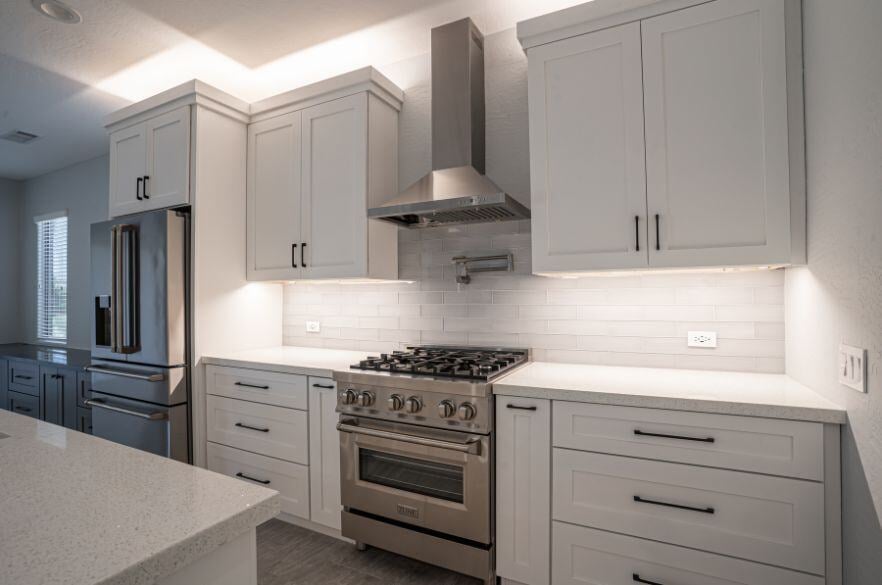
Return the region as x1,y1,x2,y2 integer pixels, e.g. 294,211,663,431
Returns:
30,0,82,24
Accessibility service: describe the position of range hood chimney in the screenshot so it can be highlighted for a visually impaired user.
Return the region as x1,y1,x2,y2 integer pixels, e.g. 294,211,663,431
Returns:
368,18,530,228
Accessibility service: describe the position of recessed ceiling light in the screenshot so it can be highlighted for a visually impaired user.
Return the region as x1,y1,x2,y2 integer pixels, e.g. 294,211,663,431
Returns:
31,0,82,24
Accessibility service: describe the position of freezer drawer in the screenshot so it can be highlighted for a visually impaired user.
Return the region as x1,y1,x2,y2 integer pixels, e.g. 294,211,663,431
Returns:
87,391,189,462
86,360,187,406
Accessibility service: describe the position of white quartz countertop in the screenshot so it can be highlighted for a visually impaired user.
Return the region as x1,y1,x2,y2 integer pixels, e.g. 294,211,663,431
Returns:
494,362,847,424
0,410,280,585
202,346,372,377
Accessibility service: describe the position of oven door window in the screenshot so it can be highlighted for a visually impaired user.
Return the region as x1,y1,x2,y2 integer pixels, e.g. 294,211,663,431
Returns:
359,448,464,503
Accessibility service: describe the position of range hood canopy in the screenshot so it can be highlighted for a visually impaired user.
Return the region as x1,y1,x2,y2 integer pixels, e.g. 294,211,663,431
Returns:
368,18,530,228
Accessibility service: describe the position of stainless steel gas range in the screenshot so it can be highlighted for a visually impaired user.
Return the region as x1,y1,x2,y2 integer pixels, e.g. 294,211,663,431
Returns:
333,346,530,585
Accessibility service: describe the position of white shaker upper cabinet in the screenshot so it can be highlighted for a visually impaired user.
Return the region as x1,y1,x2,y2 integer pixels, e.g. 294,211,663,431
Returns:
300,95,368,280
528,22,648,272
246,112,303,281
642,0,798,267
109,123,148,218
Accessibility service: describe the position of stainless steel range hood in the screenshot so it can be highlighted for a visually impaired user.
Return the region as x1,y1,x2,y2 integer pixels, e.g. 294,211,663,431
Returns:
368,18,530,229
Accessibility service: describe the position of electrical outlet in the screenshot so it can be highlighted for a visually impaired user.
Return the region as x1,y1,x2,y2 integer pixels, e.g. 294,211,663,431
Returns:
839,344,867,393
306,320,321,333
687,331,717,348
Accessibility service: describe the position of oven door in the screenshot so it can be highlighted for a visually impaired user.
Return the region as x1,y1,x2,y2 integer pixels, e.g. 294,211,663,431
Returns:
338,416,491,544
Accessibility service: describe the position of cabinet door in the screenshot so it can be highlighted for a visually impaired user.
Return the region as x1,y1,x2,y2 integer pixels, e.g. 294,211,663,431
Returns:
58,368,78,430
39,366,62,425
144,106,191,211
109,123,148,218
8,391,39,419
527,23,648,272
643,0,792,267
76,371,92,408
246,111,303,280
0,358,7,410
308,377,341,529
77,407,93,434
496,396,551,585
301,94,368,279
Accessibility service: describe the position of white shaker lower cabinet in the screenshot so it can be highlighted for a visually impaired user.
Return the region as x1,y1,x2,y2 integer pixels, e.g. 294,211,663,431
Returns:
519,0,805,273
205,365,344,531
308,377,342,530
495,397,841,585
496,396,551,585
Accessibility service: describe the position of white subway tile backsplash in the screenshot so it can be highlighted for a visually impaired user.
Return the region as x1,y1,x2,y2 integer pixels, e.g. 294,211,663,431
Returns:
282,227,785,373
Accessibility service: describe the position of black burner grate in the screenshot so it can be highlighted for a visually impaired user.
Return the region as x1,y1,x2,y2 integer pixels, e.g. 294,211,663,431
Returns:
350,346,528,381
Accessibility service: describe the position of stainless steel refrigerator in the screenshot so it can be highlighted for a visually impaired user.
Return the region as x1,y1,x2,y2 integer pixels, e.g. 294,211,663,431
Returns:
88,208,190,462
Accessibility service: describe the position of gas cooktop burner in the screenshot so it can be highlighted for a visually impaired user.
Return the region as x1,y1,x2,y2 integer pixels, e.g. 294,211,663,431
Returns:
351,346,529,382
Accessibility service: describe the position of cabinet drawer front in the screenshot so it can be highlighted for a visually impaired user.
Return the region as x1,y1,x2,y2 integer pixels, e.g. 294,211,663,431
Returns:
207,442,310,519
554,402,823,480
8,391,40,418
206,365,308,410
553,522,824,585
206,395,308,464
8,360,38,394
553,450,825,574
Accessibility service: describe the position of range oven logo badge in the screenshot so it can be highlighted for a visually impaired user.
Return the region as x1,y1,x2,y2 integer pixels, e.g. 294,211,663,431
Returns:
396,504,420,519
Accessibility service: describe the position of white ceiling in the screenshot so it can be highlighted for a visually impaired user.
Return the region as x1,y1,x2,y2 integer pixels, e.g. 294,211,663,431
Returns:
0,0,587,181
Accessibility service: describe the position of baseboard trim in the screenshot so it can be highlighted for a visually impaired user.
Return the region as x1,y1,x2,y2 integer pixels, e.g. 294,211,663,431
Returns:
274,512,353,544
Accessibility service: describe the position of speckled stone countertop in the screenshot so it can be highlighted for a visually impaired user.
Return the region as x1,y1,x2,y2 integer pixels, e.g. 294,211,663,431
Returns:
0,410,280,585
0,343,92,369
494,362,847,424
202,346,376,378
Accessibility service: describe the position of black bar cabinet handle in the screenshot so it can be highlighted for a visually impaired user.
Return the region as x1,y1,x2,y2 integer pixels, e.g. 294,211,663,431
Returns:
136,177,143,200
14,375,33,380
142,175,150,199
506,404,537,411
312,383,335,389
634,429,715,443
634,215,640,252
236,472,271,485
291,243,298,268
234,382,270,390
633,574,666,585
14,406,32,413
655,213,660,251
235,422,270,433
301,242,307,267
633,495,714,515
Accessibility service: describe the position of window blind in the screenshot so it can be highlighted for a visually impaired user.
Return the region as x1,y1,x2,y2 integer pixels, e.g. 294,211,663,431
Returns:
36,212,68,342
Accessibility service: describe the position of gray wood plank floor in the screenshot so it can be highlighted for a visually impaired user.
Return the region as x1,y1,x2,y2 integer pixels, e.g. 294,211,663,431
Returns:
257,519,482,585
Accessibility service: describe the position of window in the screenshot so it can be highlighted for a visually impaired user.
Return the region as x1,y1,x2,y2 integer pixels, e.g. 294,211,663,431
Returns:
36,211,68,342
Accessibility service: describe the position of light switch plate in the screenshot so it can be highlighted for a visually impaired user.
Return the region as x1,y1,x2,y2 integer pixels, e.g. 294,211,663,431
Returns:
306,320,321,333
687,331,717,348
839,344,867,393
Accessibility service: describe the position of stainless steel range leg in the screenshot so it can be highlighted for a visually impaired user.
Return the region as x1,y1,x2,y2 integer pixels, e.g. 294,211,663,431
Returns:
355,542,368,552
483,570,497,585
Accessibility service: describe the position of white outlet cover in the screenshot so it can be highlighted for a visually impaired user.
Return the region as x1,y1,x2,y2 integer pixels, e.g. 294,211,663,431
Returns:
306,320,321,333
687,331,717,348
839,344,867,393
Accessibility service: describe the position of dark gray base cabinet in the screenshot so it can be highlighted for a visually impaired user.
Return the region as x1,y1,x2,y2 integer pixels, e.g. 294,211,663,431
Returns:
0,358,6,410
39,366,79,429
3,359,92,433
8,359,39,395
8,391,39,419
77,407,93,434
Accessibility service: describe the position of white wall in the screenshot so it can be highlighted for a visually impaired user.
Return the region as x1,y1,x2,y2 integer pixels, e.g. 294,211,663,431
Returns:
281,29,786,373
0,178,23,343
785,1,882,582
19,155,108,349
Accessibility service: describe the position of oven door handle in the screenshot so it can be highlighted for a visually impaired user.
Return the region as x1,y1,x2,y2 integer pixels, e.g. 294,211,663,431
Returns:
337,421,481,455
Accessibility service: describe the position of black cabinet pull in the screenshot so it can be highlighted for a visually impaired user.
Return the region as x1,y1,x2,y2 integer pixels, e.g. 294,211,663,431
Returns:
136,177,143,200
234,382,270,390
142,175,150,199
235,422,270,433
312,383,334,389
291,243,298,268
506,404,537,411
634,215,640,252
14,405,32,413
633,495,714,514
633,574,666,585
14,374,33,380
301,242,307,267
236,472,271,485
634,429,715,443
655,213,660,251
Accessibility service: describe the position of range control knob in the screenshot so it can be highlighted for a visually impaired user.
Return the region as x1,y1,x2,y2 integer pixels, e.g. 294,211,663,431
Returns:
457,402,477,421
356,391,375,407
404,397,423,414
340,389,358,405
387,394,404,411
437,400,456,418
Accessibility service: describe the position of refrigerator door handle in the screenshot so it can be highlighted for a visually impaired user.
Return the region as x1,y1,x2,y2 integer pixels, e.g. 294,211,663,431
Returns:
85,398,168,421
110,225,122,353
115,224,139,354
85,365,165,382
